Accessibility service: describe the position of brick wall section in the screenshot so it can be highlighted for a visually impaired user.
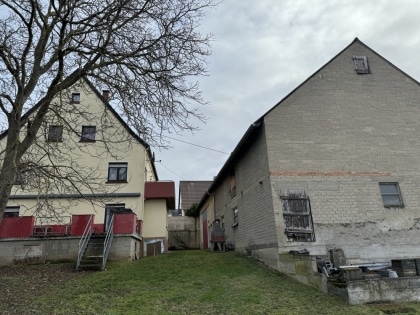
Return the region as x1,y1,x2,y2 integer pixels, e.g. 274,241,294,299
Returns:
264,40,420,263
212,127,280,268
209,40,420,273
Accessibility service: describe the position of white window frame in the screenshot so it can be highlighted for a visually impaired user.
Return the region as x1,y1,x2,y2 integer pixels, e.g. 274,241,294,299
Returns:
71,93,80,103
232,207,238,227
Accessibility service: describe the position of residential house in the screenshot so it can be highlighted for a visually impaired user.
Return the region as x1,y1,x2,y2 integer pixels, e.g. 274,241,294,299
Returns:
0,77,174,266
196,38,420,300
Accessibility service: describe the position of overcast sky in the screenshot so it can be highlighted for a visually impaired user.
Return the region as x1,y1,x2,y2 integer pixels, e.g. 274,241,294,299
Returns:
154,0,420,202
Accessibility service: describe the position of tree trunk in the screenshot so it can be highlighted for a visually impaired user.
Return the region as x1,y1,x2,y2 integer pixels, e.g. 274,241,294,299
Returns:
0,118,21,224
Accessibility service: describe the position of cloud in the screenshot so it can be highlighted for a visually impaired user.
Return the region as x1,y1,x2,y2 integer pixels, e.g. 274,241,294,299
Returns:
156,0,420,205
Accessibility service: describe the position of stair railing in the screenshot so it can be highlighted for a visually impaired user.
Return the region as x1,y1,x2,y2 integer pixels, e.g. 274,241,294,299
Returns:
102,214,114,270
76,215,93,270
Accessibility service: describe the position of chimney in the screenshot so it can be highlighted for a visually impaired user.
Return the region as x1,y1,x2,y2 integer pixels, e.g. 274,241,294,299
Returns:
102,90,110,102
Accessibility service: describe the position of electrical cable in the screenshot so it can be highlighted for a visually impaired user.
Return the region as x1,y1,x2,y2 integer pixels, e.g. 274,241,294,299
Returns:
164,135,229,155
155,160,185,180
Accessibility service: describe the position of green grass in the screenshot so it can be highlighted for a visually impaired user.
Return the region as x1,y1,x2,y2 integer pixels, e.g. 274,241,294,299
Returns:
7,250,420,314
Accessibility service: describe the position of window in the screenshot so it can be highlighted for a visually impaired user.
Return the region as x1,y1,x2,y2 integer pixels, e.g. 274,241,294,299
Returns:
14,169,27,185
71,93,80,103
379,183,404,207
81,126,96,142
352,55,370,74
4,206,20,218
107,162,128,182
280,190,315,242
232,207,238,227
47,125,63,142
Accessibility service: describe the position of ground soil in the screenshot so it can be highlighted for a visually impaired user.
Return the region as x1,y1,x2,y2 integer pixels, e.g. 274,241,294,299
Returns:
0,263,88,315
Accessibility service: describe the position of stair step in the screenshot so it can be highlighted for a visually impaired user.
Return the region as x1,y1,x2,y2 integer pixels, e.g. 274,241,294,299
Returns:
76,234,110,271
78,264,102,271
88,239,105,245
80,256,102,265
83,255,103,260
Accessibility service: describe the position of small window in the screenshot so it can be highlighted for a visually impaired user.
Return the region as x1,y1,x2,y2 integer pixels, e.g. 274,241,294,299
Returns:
71,93,80,103
232,207,238,227
379,183,404,207
4,206,20,218
107,162,128,182
15,169,27,185
47,125,63,142
81,126,96,142
352,55,370,74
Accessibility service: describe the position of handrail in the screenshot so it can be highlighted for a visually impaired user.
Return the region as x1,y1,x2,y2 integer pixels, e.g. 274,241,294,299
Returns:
32,215,72,236
102,214,114,270
76,215,93,270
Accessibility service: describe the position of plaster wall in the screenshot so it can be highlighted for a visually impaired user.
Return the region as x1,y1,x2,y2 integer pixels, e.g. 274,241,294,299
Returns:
143,199,167,240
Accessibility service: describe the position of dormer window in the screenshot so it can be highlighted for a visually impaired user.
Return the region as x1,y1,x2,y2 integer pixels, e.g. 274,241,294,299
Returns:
352,55,370,74
71,93,80,103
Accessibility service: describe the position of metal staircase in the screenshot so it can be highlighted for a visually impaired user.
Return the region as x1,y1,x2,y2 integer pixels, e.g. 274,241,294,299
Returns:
76,215,114,271
78,236,106,270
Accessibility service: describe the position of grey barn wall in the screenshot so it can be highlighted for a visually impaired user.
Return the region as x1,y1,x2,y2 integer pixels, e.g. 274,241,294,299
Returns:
218,127,280,269
264,40,420,263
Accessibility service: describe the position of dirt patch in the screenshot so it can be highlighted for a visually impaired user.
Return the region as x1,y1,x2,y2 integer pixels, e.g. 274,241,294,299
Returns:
0,263,89,314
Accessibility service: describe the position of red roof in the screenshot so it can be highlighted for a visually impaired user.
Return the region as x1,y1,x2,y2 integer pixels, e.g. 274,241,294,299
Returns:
144,181,175,210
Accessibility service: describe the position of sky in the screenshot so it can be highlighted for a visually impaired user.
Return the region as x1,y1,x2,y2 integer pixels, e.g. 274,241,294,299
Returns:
153,0,420,204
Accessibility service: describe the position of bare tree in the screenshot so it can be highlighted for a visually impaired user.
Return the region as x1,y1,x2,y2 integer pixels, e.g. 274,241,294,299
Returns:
0,0,215,222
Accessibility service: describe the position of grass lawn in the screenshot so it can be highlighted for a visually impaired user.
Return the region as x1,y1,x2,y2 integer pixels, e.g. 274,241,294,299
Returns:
2,250,420,314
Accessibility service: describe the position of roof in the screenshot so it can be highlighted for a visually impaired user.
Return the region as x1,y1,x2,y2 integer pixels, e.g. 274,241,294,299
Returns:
178,180,212,210
144,181,176,210
195,37,420,211
0,76,158,180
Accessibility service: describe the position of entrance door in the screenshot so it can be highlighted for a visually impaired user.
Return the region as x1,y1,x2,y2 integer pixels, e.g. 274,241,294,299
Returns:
202,210,208,249
104,204,127,232
146,242,162,256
